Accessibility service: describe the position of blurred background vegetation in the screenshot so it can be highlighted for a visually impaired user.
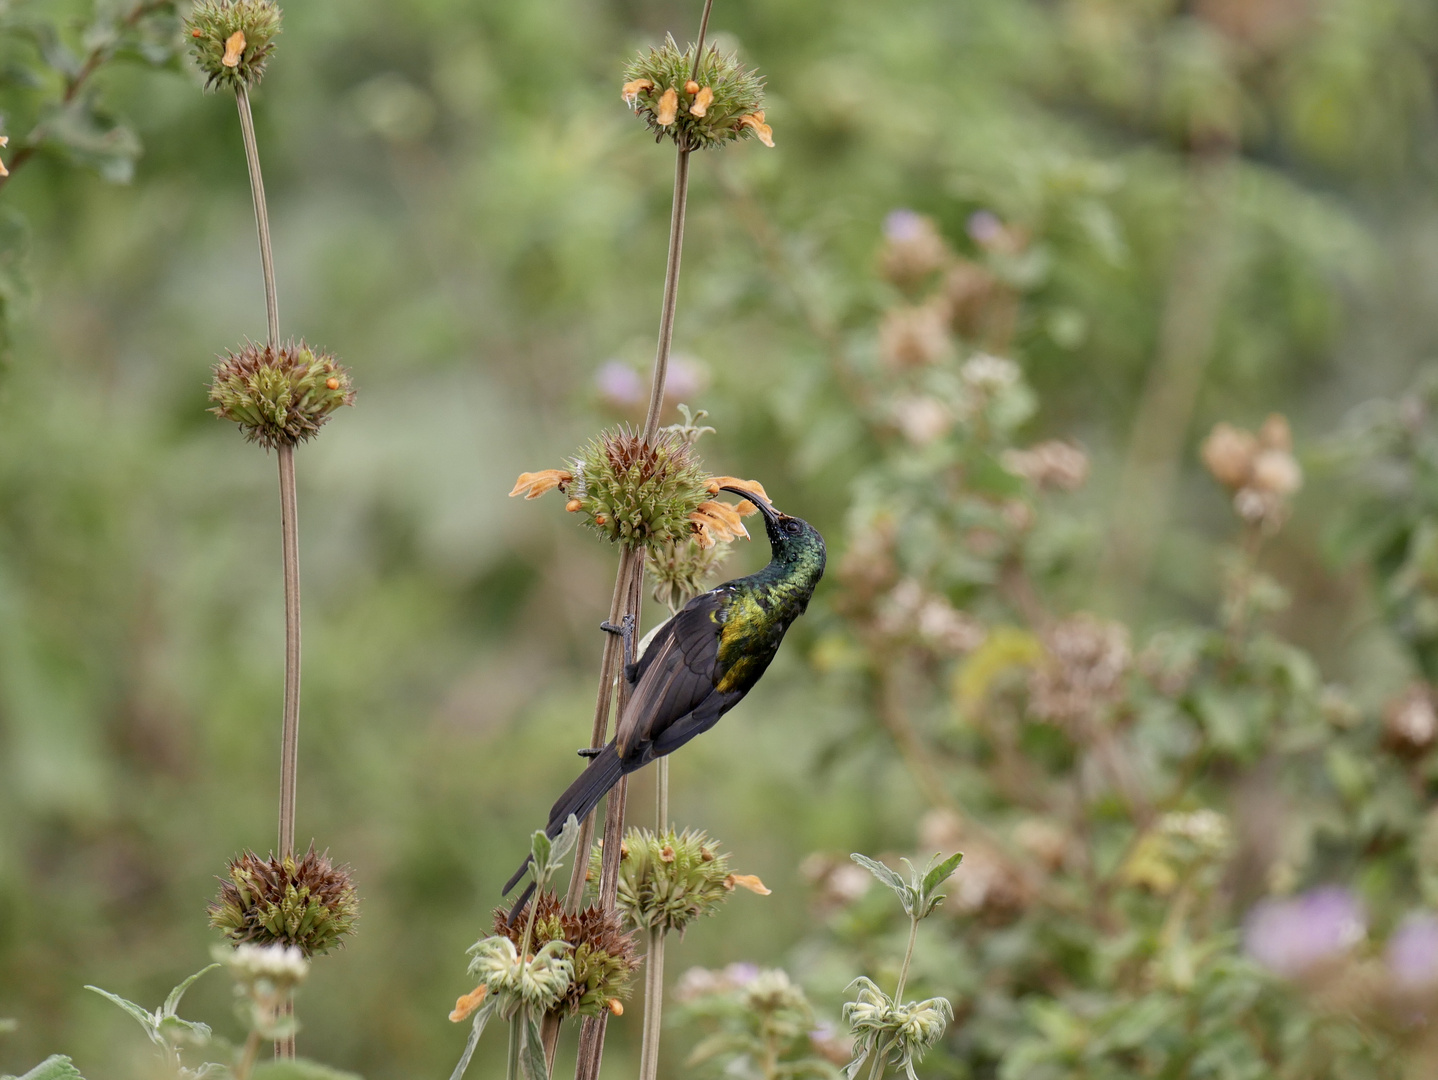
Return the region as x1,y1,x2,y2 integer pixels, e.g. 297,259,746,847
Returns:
5,0,1438,1077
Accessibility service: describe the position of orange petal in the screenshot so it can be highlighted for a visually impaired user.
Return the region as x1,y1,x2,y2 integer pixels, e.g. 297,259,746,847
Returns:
695,501,748,539
690,86,714,118
508,469,573,499
707,476,769,503
449,985,487,1022
725,873,771,895
622,78,654,105
690,509,738,543
608,998,624,1016
222,29,246,68
739,114,774,148
692,522,716,549
684,80,700,95
660,844,676,862
565,498,582,513
656,87,679,126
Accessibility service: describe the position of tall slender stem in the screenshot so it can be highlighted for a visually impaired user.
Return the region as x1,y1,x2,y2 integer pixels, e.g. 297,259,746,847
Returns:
276,443,301,859
638,925,666,1080
236,86,280,350
863,916,919,1080
640,148,692,442
574,7,709,1076
237,79,297,1063
656,758,669,828
505,1013,522,1080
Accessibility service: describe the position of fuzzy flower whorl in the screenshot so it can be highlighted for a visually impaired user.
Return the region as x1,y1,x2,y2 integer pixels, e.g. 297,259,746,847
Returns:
185,0,282,90
491,892,640,1018
623,36,768,151
209,339,355,449
209,845,359,957
571,427,710,549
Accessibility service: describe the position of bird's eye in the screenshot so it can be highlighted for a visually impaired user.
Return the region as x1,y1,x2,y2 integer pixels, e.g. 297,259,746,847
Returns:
785,520,801,535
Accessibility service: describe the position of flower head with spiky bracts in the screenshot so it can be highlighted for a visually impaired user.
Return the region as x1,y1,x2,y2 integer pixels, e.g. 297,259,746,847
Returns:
209,845,359,957
622,35,770,151
595,827,769,937
569,427,711,549
489,892,640,1018
209,339,355,449
185,0,282,91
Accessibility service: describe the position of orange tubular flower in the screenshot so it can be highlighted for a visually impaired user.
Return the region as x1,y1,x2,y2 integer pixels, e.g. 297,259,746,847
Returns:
690,86,715,117
449,985,487,1023
656,87,679,126
222,29,246,68
706,476,770,517
508,469,573,500
725,873,772,895
621,77,654,106
739,111,774,147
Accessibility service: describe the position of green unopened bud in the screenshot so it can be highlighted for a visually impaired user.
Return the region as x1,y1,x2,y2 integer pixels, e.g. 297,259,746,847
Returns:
209,339,354,449
570,428,709,551
209,846,359,957
648,535,731,612
622,36,768,151
598,828,767,935
491,892,639,1018
185,0,282,91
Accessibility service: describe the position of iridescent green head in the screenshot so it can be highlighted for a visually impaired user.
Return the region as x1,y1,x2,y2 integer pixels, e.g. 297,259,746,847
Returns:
720,487,826,575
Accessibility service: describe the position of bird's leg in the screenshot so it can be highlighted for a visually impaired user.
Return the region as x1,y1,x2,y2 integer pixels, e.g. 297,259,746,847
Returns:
600,613,636,671
581,615,636,756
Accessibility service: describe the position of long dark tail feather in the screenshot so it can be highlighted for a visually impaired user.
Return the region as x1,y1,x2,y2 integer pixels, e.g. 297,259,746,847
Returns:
501,742,627,910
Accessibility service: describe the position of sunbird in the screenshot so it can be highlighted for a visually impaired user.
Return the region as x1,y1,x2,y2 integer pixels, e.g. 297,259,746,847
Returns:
504,487,826,910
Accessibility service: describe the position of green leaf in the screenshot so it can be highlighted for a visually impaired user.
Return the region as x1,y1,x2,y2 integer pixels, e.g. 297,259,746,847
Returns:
850,854,912,913
163,964,220,1017
521,1010,549,1079
921,852,963,896
15,1057,85,1080
83,986,156,1036
251,1062,363,1080
529,829,552,877
549,814,580,868
447,997,498,1080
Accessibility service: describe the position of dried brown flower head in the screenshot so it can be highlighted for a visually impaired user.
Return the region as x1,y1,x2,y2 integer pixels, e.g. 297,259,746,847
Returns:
209,340,355,449
1384,683,1438,758
1002,441,1090,492
878,302,951,370
1028,613,1132,726
209,845,358,956
490,891,639,1018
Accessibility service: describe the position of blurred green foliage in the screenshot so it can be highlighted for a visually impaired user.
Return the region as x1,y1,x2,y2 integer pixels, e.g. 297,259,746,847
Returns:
4,0,1438,1077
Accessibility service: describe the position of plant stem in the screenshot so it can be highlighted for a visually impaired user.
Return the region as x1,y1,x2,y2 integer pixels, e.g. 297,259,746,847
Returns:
656,757,669,828
638,925,667,1080
236,85,281,350
640,146,693,442
864,1037,893,1080
893,913,919,1005
276,443,301,859
236,78,298,1063
236,1030,262,1080
506,1012,522,1080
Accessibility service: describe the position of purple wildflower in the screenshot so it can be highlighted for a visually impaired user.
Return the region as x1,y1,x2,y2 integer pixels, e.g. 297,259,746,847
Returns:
1244,887,1365,978
1387,913,1438,991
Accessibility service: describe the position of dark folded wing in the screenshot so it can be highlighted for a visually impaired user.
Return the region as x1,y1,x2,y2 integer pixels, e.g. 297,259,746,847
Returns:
614,590,727,758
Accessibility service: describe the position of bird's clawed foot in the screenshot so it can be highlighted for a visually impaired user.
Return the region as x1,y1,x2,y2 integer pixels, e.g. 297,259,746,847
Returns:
600,613,636,670
576,747,604,759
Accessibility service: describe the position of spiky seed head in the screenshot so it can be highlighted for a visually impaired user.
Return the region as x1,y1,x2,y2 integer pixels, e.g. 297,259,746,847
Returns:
209,846,359,956
622,35,767,151
466,936,573,1012
648,535,732,612
184,0,282,90
491,892,640,1018
570,427,709,550
209,340,355,449
597,827,761,935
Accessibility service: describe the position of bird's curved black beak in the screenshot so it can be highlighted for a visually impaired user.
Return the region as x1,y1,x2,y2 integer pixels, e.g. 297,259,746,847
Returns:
719,485,781,527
